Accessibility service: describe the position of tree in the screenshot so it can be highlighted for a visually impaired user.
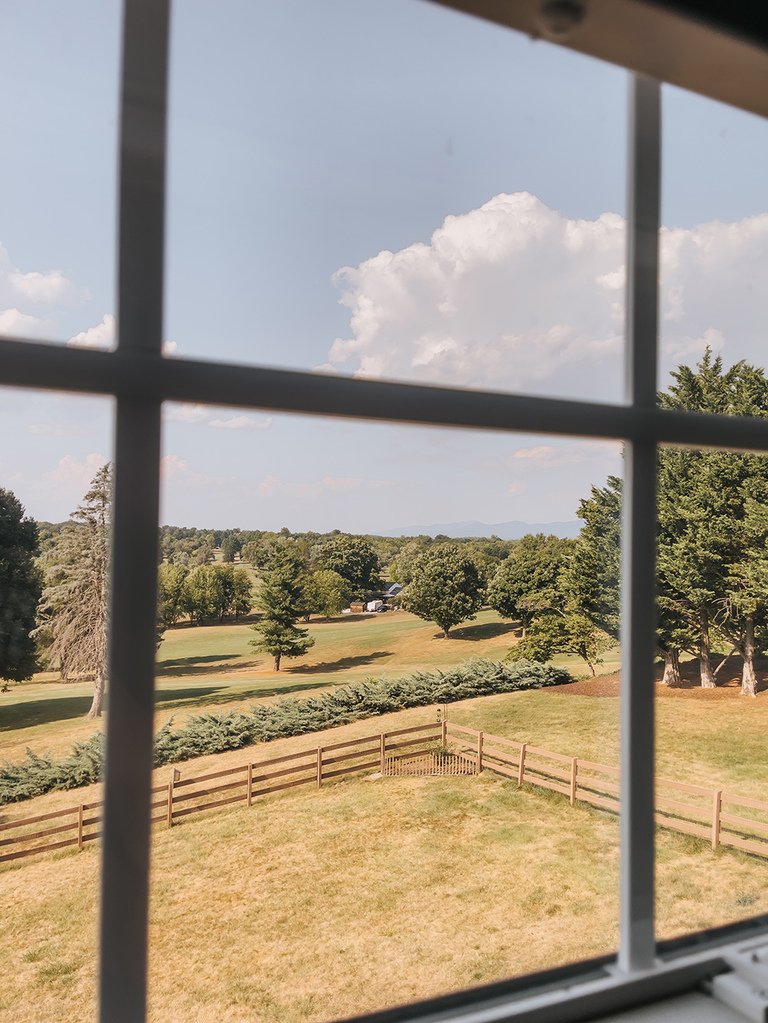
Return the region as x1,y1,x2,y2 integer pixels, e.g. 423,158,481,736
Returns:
249,542,314,670
157,563,189,627
0,489,41,686
316,534,380,597
38,465,111,718
303,569,351,620
487,534,573,638
404,544,483,638
657,352,768,695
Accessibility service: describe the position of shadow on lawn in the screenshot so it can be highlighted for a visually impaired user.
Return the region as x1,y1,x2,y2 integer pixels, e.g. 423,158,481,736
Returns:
0,694,97,732
286,650,393,675
445,621,518,641
157,654,247,677
154,678,333,711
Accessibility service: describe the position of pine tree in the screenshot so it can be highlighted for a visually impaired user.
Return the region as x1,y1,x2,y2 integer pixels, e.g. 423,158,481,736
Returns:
249,542,314,670
38,465,111,718
0,489,41,686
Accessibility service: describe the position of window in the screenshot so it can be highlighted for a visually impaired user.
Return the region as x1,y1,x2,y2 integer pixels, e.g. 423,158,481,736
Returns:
3,2,768,1021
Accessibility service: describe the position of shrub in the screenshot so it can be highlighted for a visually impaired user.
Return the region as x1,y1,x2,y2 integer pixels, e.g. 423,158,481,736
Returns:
0,659,573,805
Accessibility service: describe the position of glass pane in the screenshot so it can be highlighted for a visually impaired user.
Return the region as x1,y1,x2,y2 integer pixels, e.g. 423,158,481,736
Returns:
0,1,121,349
660,85,768,399
165,0,627,404
0,387,113,1021
655,435,768,942
150,407,623,1019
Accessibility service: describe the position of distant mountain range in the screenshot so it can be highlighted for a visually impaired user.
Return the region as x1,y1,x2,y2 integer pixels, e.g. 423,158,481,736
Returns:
373,519,580,541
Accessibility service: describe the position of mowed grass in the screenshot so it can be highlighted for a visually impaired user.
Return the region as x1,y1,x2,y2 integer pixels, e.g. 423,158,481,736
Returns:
3,755,768,1023
0,608,539,762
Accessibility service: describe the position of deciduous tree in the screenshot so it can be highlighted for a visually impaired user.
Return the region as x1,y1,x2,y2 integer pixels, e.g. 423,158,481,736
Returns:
404,544,483,638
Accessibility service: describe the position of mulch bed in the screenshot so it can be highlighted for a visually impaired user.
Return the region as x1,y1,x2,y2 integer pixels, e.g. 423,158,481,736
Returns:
545,655,768,699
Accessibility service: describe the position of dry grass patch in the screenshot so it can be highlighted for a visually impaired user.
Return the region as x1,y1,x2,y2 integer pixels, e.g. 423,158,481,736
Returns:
3,742,768,1023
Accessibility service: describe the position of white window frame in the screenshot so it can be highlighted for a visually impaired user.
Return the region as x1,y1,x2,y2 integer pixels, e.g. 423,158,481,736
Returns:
2,3,768,1021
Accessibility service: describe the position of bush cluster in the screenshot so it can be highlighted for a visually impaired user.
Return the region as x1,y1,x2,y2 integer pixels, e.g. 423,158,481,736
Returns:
0,658,573,805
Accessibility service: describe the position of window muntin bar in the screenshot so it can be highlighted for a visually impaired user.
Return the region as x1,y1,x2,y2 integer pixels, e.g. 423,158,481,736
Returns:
98,1,169,1020
619,74,661,973
1,3,767,1022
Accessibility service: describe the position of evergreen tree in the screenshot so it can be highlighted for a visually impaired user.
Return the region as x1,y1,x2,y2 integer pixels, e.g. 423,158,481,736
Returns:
249,542,314,670
658,352,768,695
404,544,483,638
38,465,111,718
0,489,41,686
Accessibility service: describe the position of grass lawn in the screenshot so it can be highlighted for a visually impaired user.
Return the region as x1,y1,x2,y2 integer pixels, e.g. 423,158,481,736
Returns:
3,607,603,763
3,734,768,1023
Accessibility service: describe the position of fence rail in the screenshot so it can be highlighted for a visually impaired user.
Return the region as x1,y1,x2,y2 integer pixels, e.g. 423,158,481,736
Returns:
2,718,768,864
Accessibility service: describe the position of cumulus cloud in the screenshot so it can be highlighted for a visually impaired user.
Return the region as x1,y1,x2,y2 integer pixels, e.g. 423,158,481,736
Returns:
43,452,107,488
68,313,116,349
326,192,768,400
0,242,85,340
163,404,272,431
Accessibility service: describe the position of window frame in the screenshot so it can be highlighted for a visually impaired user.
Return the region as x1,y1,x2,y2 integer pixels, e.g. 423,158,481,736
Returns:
3,2,768,1021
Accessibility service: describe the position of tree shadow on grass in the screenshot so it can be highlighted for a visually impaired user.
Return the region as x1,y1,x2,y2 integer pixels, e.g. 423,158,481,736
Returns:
154,679,336,712
156,654,248,677
285,651,394,675
0,694,96,732
445,621,518,642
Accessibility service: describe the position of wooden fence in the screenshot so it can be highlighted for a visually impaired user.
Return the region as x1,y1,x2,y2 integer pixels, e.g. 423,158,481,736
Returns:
2,718,768,864
443,721,768,858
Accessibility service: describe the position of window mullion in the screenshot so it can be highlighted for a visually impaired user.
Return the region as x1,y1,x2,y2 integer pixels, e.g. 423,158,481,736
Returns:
619,73,661,974
98,2,170,1021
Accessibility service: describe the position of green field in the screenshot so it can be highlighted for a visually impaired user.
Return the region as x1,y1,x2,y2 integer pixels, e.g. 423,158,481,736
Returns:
0,608,621,763
3,608,768,1023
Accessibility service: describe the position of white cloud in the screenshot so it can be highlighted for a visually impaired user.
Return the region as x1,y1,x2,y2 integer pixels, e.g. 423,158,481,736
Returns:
0,242,85,340
0,307,56,338
513,445,556,461
163,404,272,431
326,193,768,400
208,413,272,431
43,452,107,488
68,313,115,349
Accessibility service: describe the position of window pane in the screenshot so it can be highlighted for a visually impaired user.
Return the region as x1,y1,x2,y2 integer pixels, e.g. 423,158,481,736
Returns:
0,386,113,1021
659,85,768,399
0,2,120,348
165,0,627,404
655,437,768,942
149,408,623,1019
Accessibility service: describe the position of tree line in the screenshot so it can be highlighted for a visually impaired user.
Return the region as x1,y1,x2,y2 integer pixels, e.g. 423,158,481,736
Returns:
3,351,768,713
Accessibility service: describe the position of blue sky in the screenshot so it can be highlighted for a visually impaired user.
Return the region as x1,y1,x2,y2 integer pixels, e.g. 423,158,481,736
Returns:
1,1,767,530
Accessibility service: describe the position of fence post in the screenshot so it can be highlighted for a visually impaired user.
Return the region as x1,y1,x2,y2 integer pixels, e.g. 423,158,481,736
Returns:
167,767,180,829
247,763,253,807
477,731,484,774
380,733,386,773
518,743,526,786
441,719,447,747
316,747,323,789
712,789,722,851
78,804,84,850
570,758,578,806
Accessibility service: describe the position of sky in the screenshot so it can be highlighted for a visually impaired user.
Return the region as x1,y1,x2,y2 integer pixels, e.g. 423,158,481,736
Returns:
1,0,767,531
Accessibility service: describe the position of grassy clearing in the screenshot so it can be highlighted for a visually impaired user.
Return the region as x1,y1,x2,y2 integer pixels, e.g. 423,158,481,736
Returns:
3,752,768,1023
2,608,600,764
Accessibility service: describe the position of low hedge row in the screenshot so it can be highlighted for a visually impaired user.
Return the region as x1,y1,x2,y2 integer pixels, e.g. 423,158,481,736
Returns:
0,658,574,805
